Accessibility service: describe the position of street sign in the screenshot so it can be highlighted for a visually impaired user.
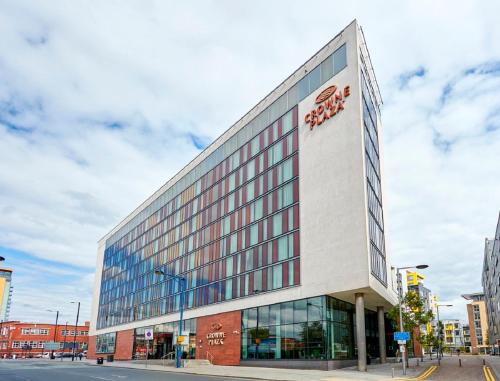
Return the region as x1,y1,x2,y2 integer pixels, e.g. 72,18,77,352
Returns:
144,328,154,340
399,345,406,353
394,331,410,341
44,342,60,350
397,340,406,345
174,331,189,345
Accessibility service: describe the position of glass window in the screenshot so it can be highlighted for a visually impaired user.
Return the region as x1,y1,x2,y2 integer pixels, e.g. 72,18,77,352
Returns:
272,265,282,289
283,182,293,206
320,54,333,84
251,136,259,157
281,302,293,324
95,332,116,353
228,173,236,191
247,159,255,180
258,306,269,326
309,66,321,93
270,304,281,326
298,76,309,101
246,308,257,328
283,158,293,181
307,297,324,321
255,198,263,220
293,299,307,323
230,233,238,254
273,213,282,237
247,180,255,201
226,256,233,277
278,236,288,261
225,279,232,300
250,224,258,246
282,110,293,135
333,44,347,74
228,193,235,212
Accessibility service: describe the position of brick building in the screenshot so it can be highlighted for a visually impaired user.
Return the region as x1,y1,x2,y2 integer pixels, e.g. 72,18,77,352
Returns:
0,321,90,358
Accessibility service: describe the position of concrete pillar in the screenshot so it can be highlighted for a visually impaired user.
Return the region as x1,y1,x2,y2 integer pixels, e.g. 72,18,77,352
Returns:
355,293,367,371
377,306,386,364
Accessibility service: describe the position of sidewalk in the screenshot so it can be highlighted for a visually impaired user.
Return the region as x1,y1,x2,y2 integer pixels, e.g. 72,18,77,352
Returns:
84,357,439,381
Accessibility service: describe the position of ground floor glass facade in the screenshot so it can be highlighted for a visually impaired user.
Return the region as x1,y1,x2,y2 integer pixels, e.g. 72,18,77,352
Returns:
241,296,368,360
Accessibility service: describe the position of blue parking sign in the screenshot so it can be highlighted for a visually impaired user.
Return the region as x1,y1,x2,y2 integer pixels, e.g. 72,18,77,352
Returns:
394,331,410,341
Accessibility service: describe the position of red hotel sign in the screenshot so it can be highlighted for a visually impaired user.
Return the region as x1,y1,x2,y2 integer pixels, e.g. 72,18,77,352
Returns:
304,85,350,130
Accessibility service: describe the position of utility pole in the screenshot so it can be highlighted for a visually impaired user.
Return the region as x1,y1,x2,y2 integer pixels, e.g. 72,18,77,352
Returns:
436,304,453,366
47,310,59,359
71,302,80,361
393,264,429,376
155,268,186,369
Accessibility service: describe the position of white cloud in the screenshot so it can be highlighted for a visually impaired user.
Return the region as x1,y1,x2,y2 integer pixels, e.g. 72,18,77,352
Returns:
1,0,499,323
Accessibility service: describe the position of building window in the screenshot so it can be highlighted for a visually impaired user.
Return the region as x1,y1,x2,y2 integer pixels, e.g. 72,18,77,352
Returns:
97,105,301,329
241,296,356,360
95,332,116,354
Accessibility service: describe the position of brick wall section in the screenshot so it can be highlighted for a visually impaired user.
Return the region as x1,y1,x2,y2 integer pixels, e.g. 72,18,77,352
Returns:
115,329,134,360
87,335,97,359
87,329,133,360
466,304,478,354
196,310,241,365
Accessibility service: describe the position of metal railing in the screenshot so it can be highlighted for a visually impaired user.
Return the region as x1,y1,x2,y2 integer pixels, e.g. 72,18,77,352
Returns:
162,351,176,367
206,351,214,364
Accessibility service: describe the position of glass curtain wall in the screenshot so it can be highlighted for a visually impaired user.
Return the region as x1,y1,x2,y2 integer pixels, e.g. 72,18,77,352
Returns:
241,296,355,361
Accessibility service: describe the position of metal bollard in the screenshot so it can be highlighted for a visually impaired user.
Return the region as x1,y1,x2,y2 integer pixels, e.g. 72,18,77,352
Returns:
459,359,461,367
392,368,394,378
417,359,419,367
483,359,486,365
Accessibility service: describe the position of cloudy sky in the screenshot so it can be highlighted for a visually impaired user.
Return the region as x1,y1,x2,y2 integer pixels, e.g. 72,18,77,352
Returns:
1,0,499,325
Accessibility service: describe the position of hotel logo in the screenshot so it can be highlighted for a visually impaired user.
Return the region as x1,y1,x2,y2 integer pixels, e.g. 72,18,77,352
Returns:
305,85,350,130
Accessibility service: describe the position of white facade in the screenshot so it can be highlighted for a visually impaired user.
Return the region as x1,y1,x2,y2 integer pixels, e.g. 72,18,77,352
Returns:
90,20,397,337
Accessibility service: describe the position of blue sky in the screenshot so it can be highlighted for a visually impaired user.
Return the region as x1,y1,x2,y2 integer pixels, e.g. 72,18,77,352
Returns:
0,0,499,324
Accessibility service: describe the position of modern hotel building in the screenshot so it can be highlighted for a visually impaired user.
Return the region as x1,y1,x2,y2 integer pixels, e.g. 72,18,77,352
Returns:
89,20,397,370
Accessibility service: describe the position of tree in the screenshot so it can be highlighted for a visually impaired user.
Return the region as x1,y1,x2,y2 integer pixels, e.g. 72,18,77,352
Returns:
420,330,440,358
388,291,434,356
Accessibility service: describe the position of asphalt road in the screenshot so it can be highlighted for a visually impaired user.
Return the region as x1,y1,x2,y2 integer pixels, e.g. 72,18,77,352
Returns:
427,356,496,380
0,360,256,381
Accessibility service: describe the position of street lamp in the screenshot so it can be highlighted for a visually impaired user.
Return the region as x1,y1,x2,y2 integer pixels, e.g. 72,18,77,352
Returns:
392,264,429,375
70,302,80,361
47,309,59,359
436,304,453,365
155,268,186,369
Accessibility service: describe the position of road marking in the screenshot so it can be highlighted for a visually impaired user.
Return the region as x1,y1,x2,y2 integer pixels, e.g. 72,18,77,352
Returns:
484,365,496,381
401,365,438,380
89,377,115,381
111,375,127,378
